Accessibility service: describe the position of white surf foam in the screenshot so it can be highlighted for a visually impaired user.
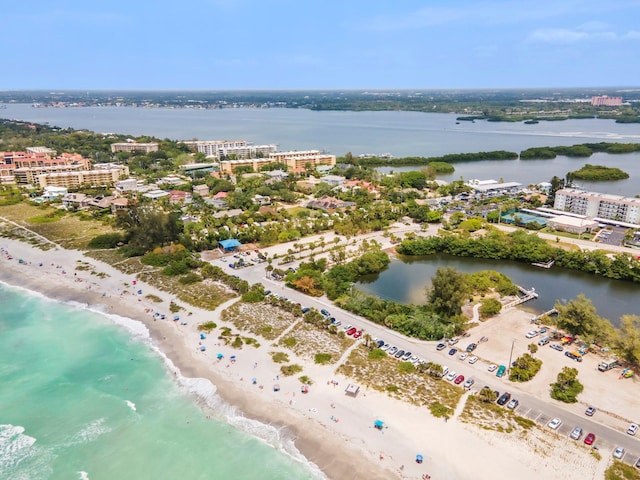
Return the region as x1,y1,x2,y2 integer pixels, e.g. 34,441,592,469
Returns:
67,418,111,446
78,471,90,480
125,400,137,412
0,424,36,471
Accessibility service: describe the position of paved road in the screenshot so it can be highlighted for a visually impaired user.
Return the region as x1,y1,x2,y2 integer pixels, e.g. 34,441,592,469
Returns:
223,255,640,466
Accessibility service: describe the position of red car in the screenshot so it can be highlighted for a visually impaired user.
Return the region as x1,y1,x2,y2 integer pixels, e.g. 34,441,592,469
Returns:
454,374,465,385
584,433,596,445
353,330,362,339
346,327,357,336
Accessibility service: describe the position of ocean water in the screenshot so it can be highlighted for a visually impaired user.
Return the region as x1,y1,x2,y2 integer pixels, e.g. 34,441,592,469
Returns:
0,283,321,480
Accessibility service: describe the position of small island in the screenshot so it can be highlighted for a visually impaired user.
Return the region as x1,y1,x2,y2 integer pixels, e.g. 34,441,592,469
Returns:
567,164,630,181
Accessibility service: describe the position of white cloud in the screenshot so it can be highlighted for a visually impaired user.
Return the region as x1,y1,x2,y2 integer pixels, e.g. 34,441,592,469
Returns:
625,30,640,39
528,28,589,44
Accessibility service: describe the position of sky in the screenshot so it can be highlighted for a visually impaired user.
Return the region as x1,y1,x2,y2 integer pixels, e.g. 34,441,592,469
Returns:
2,0,640,90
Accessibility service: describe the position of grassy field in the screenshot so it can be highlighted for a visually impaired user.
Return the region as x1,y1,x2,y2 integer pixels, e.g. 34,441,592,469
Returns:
222,302,299,340
0,203,119,249
278,322,354,364
459,394,536,434
605,460,640,480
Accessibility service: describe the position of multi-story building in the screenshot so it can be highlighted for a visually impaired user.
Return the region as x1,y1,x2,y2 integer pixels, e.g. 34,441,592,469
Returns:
26,146,56,156
554,188,640,224
591,95,623,107
37,166,129,189
219,158,274,174
110,142,159,153
268,150,336,171
181,140,277,159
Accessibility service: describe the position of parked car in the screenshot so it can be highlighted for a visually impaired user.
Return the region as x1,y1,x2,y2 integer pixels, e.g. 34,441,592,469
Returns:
550,344,564,352
613,446,625,459
468,356,478,364
585,406,596,417
320,309,330,317
458,352,468,361
394,349,405,359
436,343,447,351
353,330,362,339
466,343,477,352
496,365,506,377
525,330,539,338
448,337,459,345
346,327,357,336
301,307,311,314
454,375,465,385
497,392,511,406
627,423,638,436
548,418,562,430
506,398,519,410
487,364,498,372
381,343,390,351
570,426,583,440
584,433,596,446
463,378,475,389
565,351,583,362
448,348,457,356
445,371,457,381
402,351,412,361
376,340,385,348
635,456,640,468
388,346,398,356
343,324,352,331
264,290,271,296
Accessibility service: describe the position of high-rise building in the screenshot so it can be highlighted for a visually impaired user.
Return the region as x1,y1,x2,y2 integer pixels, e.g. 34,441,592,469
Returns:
554,188,640,224
591,96,623,107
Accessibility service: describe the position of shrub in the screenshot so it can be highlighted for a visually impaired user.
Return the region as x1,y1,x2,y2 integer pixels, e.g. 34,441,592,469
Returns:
198,321,217,332
145,294,163,303
479,297,502,318
178,273,202,285
299,375,313,385
87,233,124,249
429,402,452,418
283,337,297,347
509,353,542,382
550,367,584,403
271,352,289,364
231,337,243,349
280,364,303,376
398,362,416,374
314,353,332,364
368,349,387,360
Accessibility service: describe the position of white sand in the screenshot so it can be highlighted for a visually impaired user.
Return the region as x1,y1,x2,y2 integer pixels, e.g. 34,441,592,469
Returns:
0,236,619,480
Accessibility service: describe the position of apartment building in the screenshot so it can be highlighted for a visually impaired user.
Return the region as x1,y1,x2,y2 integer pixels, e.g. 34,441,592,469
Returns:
554,188,640,224
219,158,274,173
268,150,336,170
110,142,159,153
37,165,130,189
591,96,623,107
181,140,277,159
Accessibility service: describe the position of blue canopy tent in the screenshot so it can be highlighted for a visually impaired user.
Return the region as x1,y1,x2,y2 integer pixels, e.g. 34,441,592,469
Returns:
374,419,384,430
416,454,423,464
219,239,242,252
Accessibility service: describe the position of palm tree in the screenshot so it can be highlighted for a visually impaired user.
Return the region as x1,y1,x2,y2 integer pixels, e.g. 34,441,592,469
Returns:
362,333,373,350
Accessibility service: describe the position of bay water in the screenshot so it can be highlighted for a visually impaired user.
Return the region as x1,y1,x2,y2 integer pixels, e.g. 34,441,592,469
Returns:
0,282,320,480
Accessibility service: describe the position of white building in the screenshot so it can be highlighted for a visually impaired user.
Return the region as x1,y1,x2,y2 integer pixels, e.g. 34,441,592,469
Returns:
554,188,640,225
115,178,139,193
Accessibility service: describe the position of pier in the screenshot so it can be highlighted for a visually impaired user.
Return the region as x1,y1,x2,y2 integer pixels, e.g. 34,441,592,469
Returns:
531,260,555,269
504,286,538,309
530,308,558,323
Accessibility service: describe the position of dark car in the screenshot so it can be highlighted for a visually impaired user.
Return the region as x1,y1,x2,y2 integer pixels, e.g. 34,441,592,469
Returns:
448,348,457,356
565,351,583,362
395,349,405,359
635,456,640,468
550,344,564,351
320,309,330,317
376,340,385,348
301,307,311,314
436,343,447,351
497,392,512,406
584,433,596,446
264,290,271,296
466,343,477,352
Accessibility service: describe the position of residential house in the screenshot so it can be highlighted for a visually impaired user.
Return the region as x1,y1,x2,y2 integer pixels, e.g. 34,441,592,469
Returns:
306,196,356,212
169,190,193,204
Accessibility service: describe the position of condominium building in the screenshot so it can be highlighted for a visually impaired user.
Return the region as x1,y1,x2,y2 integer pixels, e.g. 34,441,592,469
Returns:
110,142,159,153
26,146,56,156
268,150,336,170
219,158,274,174
554,188,640,224
591,95,623,107
181,140,277,159
37,165,130,189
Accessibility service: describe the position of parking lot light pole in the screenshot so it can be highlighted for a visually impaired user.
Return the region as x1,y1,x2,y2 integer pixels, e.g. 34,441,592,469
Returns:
507,339,516,376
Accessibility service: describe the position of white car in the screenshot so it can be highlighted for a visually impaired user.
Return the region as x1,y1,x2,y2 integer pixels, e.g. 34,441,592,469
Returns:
343,324,352,331
613,446,625,459
627,423,638,436
381,343,391,351
445,371,457,382
410,355,420,364
525,330,539,339
548,418,562,430
468,356,478,364
487,364,498,372
458,352,468,361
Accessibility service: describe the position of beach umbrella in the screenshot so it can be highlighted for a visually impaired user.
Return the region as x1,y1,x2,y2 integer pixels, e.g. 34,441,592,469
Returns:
199,333,206,339
199,346,206,351
174,315,180,321
217,353,224,359
252,378,257,384
416,454,423,464
230,355,236,361
273,384,280,392
160,314,166,320
374,419,384,430
137,289,142,295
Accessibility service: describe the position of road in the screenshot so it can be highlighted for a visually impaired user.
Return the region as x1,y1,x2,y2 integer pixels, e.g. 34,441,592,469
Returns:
223,254,640,467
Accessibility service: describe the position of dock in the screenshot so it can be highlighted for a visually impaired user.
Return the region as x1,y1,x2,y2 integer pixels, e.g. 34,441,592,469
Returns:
531,260,555,269
530,308,558,323
504,286,538,309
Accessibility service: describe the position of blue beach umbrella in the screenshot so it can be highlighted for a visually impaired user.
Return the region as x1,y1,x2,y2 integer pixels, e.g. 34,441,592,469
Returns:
217,353,224,359
416,454,423,464
200,333,206,339
173,315,180,321
200,346,206,351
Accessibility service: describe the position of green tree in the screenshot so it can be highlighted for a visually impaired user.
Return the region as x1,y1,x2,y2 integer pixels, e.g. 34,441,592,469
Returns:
614,315,640,367
427,267,468,319
550,367,584,403
554,294,613,344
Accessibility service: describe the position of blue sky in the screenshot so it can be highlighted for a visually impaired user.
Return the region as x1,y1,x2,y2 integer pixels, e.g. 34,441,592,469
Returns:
3,0,640,89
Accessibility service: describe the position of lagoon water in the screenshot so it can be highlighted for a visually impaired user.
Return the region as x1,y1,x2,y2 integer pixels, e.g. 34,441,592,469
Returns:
0,283,319,480
3,103,640,196
355,254,640,326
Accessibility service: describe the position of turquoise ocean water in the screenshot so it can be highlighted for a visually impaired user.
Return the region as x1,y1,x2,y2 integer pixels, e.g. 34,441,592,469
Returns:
0,282,321,480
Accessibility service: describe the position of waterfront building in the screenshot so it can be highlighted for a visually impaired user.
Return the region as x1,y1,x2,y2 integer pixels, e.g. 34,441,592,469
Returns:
37,165,129,189
268,150,336,171
110,142,159,153
181,140,247,157
467,179,523,197
591,95,623,107
554,188,640,225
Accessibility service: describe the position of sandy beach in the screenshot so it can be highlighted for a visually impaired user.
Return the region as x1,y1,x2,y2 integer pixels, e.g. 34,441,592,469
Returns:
1,236,636,480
